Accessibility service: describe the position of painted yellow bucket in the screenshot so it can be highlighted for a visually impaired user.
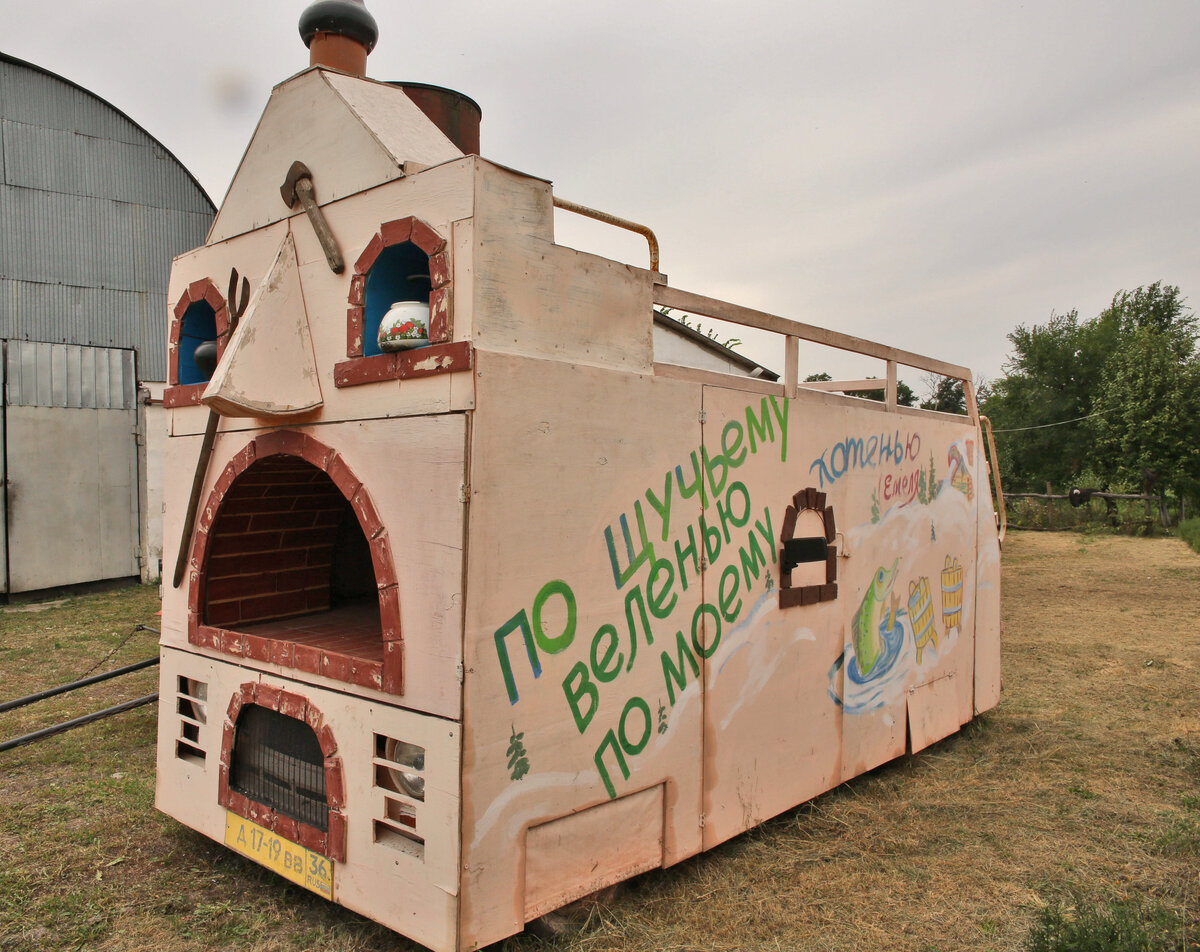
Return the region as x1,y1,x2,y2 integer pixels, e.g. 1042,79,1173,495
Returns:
941,555,963,633
908,576,937,662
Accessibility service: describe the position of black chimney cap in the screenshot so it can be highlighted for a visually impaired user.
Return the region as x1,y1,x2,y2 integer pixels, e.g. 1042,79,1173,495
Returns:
299,0,379,53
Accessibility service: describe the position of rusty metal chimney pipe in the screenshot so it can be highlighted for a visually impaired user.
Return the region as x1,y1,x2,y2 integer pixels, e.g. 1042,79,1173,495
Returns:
300,0,378,77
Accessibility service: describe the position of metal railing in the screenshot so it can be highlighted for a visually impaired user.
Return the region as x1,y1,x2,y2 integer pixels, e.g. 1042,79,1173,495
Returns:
1,656,159,753
650,281,976,416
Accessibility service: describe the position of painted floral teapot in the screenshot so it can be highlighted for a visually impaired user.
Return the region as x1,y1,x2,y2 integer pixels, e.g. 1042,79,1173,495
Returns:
377,300,429,352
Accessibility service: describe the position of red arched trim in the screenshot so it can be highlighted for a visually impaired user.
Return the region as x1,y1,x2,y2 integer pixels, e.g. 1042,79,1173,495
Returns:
165,277,230,407
778,487,839,609
218,682,347,862
337,215,472,388
186,430,403,695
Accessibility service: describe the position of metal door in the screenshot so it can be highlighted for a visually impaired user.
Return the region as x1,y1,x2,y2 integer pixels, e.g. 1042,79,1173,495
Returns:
3,340,140,593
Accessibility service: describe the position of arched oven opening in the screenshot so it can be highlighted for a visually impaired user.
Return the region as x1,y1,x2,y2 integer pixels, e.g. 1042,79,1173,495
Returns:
200,452,388,676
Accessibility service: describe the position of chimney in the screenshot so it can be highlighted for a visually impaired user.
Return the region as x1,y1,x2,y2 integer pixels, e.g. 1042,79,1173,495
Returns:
299,0,378,77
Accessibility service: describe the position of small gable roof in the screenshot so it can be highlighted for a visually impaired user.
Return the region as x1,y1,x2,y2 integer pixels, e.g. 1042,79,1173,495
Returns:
209,68,462,244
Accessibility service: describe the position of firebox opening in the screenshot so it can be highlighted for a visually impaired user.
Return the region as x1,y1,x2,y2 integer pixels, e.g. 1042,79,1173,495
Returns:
363,241,430,356
202,453,385,663
230,704,328,831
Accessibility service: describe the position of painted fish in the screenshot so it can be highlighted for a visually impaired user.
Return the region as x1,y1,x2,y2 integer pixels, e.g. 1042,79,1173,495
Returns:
851,559,899,678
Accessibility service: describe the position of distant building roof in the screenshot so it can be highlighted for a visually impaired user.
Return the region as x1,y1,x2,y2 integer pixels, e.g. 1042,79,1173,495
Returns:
0,52,215,381
653,309,780,381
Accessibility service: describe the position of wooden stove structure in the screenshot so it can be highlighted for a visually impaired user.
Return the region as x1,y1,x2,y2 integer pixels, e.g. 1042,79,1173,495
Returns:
155,18,1003,951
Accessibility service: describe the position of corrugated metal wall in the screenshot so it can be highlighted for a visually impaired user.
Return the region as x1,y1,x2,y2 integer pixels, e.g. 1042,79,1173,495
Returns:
0,56,215,381
4,339,136,410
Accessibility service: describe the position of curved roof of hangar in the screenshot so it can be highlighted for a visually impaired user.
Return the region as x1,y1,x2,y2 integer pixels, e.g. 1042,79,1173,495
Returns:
1,52,216,381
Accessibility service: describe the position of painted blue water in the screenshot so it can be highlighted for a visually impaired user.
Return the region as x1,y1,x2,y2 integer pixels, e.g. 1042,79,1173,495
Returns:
828,611,910,714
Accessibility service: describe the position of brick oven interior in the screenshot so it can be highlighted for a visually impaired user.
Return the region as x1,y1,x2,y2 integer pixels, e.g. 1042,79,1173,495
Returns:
202,453,382,661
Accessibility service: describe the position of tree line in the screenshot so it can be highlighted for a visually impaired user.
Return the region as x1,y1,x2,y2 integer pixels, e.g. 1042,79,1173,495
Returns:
805,281,1199,514
980,282,1200,508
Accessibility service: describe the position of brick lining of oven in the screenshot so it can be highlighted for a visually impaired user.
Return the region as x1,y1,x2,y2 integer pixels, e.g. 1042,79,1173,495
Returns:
187,431,401,694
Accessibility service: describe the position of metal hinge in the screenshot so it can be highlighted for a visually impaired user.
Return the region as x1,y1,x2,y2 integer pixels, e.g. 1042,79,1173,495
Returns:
698,409,707,424
459,483,469,504
456,662,465,685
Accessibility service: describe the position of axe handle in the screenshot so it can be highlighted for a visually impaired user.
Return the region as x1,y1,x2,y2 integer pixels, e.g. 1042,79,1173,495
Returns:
172,408,221,588
295,177,344,274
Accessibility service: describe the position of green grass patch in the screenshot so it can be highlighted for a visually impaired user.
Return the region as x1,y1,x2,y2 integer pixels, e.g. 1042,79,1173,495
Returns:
1155,796,1200,858
1023,894,1199,952
1179,518,1200,554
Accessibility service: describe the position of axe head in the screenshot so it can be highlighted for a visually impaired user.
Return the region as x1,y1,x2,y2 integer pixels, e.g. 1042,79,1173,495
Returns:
279,160,312,207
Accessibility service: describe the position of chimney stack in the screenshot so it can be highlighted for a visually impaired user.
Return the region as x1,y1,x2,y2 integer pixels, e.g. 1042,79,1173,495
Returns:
299,0,378,77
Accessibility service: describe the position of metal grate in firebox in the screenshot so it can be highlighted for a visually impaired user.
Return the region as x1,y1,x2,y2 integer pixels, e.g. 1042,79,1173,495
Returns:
230,705,328,831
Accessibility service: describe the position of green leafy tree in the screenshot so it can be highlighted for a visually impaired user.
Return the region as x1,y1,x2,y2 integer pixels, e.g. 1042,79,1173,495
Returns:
981,308,1108,490
920,376,969,414
1092,325,1200,498
983,282,1200,504
1103,282,1196,357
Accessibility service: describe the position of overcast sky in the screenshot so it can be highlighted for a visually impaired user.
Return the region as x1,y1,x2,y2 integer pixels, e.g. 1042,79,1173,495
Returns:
7,0,1199,391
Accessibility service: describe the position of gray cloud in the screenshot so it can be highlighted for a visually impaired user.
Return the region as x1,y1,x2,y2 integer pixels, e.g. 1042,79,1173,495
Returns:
7,0,1198,388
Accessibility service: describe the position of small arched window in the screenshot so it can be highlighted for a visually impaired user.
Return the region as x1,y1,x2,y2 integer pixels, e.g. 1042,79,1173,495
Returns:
336,217,469,388
362,240,431,356
178,300,218,385
779,488,839,608
166,278,229,407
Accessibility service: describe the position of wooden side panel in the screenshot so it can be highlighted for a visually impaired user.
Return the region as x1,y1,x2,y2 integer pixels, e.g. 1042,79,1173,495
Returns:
829,404,983,784
474,160,553,240
696,386,988,847
471,163,655,374
459,352,704,949
973,463,1003,715
524,785,664,921
907,674,963,753
698,386,843,848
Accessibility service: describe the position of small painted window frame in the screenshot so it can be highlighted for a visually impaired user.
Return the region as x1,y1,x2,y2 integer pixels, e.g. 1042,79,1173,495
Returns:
778,487,839,608
165,278,230,408
336,216,469,388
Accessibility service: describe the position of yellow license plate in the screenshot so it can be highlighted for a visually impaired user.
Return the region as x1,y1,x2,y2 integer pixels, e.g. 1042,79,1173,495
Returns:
224,812,333,899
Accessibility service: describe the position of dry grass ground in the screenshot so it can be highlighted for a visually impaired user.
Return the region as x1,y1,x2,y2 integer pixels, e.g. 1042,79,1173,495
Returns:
1,532,1198,952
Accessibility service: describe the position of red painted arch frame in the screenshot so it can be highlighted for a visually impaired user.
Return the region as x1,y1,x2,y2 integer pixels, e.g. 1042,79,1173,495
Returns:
165,277,230,408
219,682,347,861
185,429,403,695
